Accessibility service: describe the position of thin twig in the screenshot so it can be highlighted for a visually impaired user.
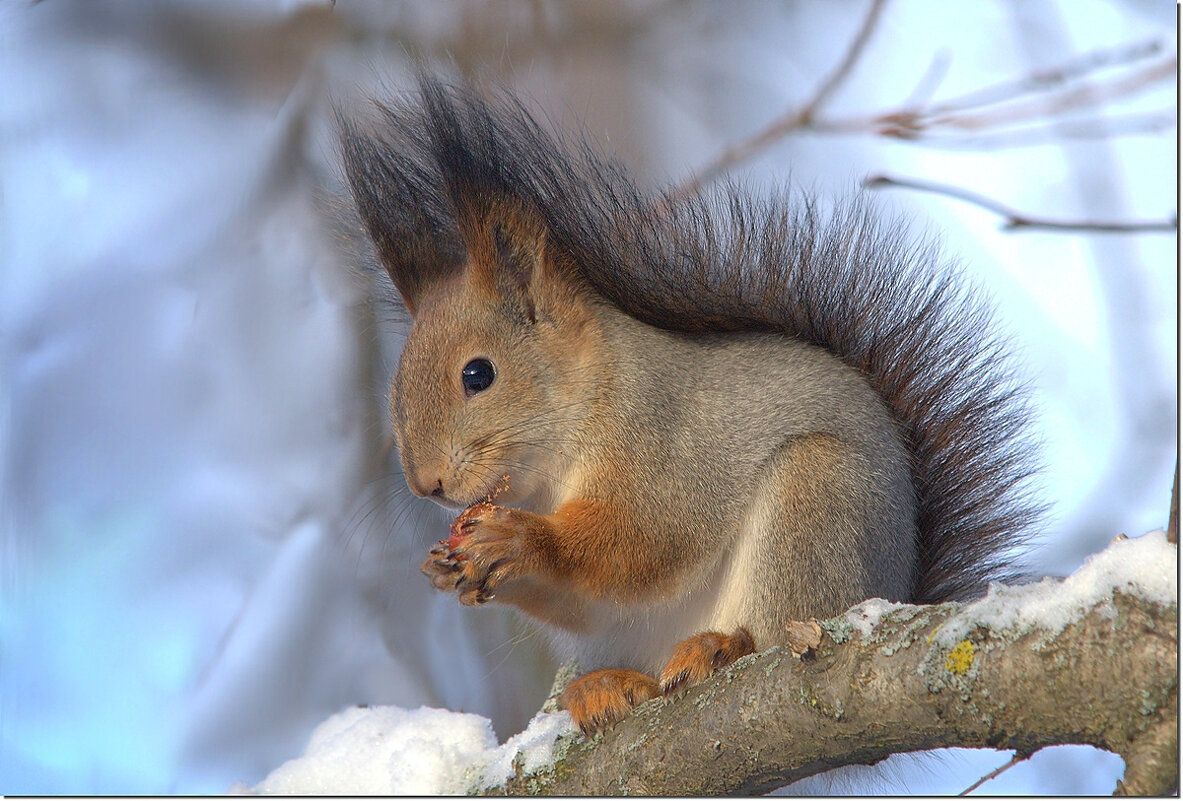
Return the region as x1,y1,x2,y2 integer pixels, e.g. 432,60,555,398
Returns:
925,37,1165,117
840,110,1176,150
927,56,1176,132
812,54,1175,141
898,48,953,112
795,0,888,122
672,33,1174,195
865,174,1178,234
667,0,887,201
959,752,1030,795
1167,461,1178,545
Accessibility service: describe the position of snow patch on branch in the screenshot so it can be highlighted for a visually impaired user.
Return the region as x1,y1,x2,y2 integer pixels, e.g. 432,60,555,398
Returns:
844,598,912,637
931,530,1176,648
234,705,575,795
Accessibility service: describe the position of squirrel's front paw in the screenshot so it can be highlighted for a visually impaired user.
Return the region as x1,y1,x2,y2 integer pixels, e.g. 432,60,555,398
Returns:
420,504,530,605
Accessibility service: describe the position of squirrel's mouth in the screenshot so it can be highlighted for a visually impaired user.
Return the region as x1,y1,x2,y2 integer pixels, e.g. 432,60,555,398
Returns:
424,489,466,511
426,475,510,511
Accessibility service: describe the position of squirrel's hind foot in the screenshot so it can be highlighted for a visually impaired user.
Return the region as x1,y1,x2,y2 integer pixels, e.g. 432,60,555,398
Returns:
561,668,660,737
659,627,756,696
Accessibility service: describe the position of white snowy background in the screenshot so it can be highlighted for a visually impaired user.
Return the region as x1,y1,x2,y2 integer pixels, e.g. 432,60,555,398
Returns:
1,0,1176,794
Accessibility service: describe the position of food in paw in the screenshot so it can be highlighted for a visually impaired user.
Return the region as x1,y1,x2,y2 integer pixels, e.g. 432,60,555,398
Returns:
447,500,498,550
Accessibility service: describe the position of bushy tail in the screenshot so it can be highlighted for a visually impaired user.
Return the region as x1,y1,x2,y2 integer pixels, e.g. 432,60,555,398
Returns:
341,75,1043,603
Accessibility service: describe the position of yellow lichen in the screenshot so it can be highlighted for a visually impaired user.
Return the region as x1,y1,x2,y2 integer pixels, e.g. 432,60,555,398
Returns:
945,640,975,674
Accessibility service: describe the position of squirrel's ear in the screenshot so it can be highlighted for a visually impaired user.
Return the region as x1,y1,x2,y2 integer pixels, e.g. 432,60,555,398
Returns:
338,110,465,317
479,207,559,325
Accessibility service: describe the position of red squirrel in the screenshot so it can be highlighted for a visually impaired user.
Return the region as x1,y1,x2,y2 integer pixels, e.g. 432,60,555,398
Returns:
338,75,1038,736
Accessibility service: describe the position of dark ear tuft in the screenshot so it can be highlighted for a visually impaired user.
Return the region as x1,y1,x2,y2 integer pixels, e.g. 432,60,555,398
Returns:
337,106,464,315
413,73,562,319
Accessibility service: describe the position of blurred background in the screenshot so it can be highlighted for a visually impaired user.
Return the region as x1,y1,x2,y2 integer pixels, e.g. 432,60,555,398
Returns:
1,0,1175,794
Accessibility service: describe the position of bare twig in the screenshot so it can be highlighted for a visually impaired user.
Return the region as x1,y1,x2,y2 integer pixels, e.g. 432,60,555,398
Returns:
925,56,1176,133
811,53,1175,141
1168,461,1178,545
923,37,1165,118
865,173,1178,234
794,0,887,122
672,33,1175,196
898,48,953,112
959,752,1030,795
667,0,887,201
840,110,1176,151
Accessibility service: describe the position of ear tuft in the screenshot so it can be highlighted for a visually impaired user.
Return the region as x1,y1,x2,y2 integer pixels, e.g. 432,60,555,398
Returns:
337,105,464,315
340,74,581,320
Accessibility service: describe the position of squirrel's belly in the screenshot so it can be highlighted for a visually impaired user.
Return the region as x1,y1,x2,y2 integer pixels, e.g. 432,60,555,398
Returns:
538,550,745,675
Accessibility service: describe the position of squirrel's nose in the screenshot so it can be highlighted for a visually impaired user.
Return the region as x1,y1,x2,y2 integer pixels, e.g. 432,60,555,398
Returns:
407,472,446,499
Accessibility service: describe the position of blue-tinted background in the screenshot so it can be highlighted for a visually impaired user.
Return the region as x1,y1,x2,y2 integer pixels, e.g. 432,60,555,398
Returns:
1,0,1176,793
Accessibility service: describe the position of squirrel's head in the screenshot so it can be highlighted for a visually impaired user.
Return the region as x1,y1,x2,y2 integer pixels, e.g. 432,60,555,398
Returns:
340,79,603,510
387,210,601,511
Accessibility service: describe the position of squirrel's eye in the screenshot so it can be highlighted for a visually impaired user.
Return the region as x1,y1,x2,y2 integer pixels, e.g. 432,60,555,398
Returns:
461,358,496,396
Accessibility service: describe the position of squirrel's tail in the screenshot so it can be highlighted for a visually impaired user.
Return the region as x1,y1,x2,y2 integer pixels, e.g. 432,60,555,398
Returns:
352,76,1043,603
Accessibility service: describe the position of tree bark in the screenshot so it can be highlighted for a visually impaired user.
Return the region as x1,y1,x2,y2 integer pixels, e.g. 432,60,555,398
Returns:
489,576,1177,795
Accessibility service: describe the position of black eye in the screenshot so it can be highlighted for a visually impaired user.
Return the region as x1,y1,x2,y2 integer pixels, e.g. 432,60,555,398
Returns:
461,358,496,396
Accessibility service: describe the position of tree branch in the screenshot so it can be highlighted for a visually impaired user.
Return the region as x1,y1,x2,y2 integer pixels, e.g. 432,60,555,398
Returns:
1168,461,1178,546
671,32,1175,198
666,0,887,202
919,37,1166,118
958,752,1028,796
488,535,1177,796
864,173,1179,234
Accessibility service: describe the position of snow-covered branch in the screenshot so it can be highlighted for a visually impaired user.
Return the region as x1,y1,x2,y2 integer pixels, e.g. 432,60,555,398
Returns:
243,531,1175,796
492,532,1177,796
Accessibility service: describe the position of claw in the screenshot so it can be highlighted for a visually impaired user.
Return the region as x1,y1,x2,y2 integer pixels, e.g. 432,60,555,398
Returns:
661,670,690,697
459,586,490,606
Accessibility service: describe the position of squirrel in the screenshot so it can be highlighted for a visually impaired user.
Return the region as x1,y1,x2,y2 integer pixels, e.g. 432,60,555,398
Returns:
338,75,1039,737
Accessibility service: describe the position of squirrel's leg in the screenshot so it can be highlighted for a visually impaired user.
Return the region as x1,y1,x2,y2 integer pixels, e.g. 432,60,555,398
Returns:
658,627,756,696
560,668,659,737
656,432,912,696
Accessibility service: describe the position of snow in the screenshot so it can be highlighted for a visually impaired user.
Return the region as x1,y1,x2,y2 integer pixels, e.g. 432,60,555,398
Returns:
844,530,1178,649
845,598,912,638
931,530,1177,648
475,708,576,788
238,705,575,795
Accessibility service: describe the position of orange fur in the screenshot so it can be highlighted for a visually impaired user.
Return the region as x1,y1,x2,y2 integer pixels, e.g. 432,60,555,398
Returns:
561,668,660,737
422,498,686,619
659,628,756,696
